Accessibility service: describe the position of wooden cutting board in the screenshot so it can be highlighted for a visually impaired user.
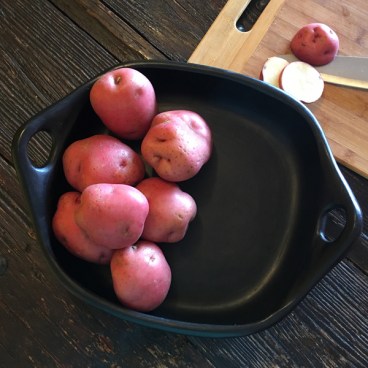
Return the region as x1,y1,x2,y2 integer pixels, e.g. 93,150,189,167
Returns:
189,0,368,179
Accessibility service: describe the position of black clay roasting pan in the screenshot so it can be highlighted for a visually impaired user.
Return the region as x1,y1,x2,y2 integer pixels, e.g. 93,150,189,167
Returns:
12,62,362,337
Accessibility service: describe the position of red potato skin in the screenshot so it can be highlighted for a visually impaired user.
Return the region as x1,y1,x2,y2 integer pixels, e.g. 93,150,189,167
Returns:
136,177,197,243
110,240,172,312
52,192,113,264
75,183,149,249
90,68,157,140
290,23,339,66
141,110,212,182
62,134,145,192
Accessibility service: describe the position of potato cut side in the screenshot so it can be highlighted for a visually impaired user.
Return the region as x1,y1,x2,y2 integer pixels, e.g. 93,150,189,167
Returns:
260,57,289,87
280,61,324,103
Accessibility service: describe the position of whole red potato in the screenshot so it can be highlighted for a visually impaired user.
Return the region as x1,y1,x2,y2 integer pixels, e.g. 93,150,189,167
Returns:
63,134,145,192
110,240,172,312
52,192,113,264
290,23,339,66
90,67,157,140
75,183,149,249
141,110,212,182
136,177,197,243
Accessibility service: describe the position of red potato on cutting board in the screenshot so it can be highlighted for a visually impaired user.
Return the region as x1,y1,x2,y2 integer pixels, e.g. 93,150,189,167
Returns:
62,134,145,192
136,177,197,243
141,110,212,182
260,57,289,87
90,67,157,140
110,240,172,312
290,23,339,66
52,192,113,264
75,183,149,249
280,61,324,103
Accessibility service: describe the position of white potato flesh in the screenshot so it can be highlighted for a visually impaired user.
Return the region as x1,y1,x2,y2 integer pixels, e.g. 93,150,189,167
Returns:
280,61,324,103
261,57,289,87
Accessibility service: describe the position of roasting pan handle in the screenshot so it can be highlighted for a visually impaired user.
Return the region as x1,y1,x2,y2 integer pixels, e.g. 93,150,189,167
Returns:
12,85,90,241
291,167,364,302
314,168,363,271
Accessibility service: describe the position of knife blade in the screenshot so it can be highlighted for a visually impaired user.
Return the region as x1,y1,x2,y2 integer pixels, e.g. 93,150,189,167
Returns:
278,54,368,90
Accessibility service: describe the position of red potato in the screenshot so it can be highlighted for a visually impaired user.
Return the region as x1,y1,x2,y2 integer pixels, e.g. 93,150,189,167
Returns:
280,61,324,103
62,134,145,192
290,23,339,66
75,183,149,249
90,67,157,140
141,110,212,182
52,192,113,264
260,57,289,87
136,177,197,243
110,240,172,312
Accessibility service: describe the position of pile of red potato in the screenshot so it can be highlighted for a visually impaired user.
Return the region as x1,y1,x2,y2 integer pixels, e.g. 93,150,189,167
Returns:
52,67,212,312
260,23,339,103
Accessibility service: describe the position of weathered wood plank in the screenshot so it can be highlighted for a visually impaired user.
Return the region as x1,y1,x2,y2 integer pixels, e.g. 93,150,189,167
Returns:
0,0,117,162
0,45,49,162
0,0,117,100
49,0,165,62
102,0,226,61
189,260,368,368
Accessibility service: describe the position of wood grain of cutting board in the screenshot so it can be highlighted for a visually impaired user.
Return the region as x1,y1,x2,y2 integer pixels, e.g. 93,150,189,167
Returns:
189,0,368,179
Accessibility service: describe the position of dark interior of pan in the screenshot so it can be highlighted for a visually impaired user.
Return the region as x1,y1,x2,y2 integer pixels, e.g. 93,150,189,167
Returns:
12,61,362,337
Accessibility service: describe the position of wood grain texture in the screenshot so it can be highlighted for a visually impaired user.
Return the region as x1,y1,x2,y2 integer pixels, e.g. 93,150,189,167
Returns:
102,0,226,61
1,0,368,367
49,0,165,62
189,0,286,67
189,261,368,368
0,0,118,163
0,0,117,99
190,0,368,179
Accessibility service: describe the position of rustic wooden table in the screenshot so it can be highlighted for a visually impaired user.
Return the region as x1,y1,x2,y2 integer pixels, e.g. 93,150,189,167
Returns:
1,1,368,367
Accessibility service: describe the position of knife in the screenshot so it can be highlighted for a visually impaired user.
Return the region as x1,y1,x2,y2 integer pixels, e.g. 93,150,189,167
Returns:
278,54,368,90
